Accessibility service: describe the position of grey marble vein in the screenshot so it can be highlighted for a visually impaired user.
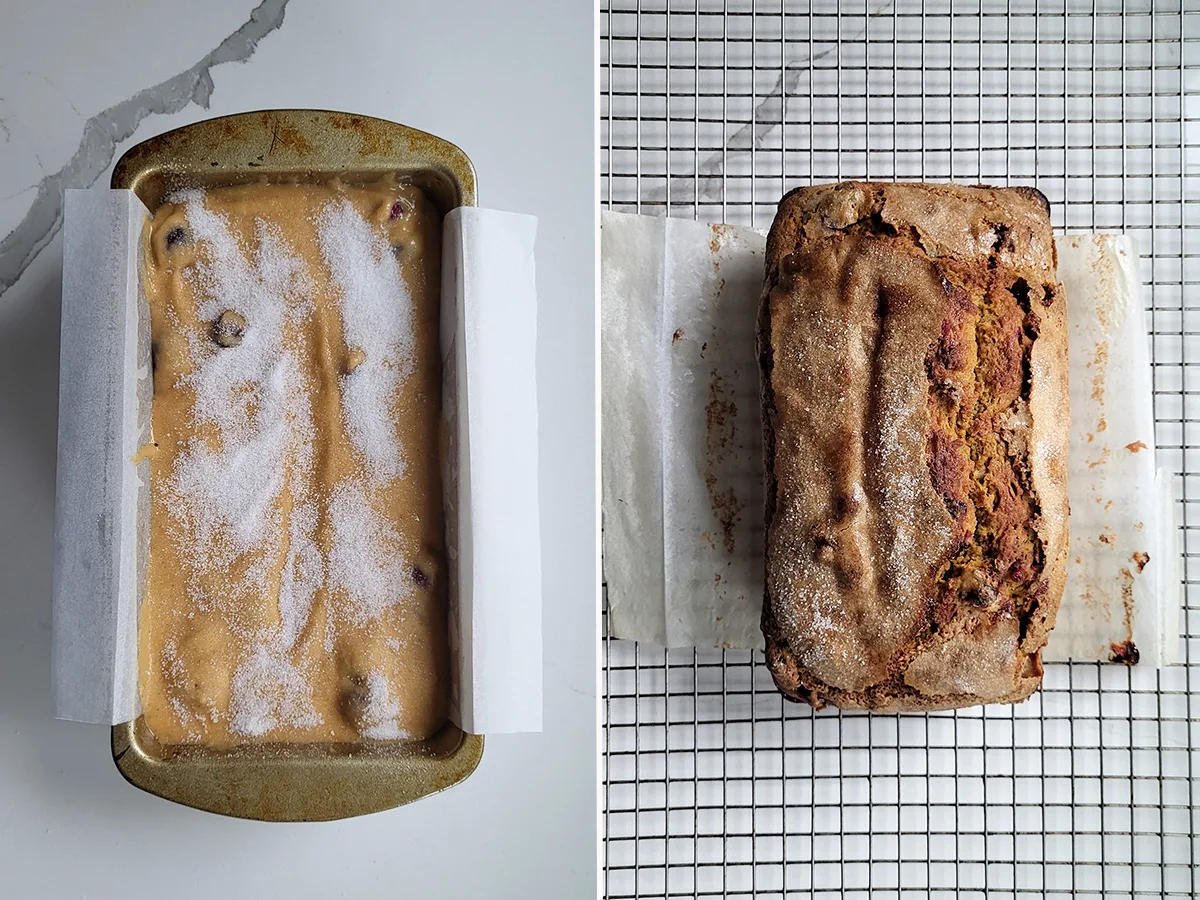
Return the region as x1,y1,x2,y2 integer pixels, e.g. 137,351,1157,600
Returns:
0,0,291,299
644,0,895,210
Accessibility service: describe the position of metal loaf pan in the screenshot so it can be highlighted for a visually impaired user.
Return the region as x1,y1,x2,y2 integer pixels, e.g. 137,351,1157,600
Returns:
110,109,482,821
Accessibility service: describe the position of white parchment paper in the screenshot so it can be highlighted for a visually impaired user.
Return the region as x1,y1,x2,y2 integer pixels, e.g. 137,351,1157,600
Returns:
1045,234,1181,666
442,207,543,734
601,210,1182,666
52,189,150,725
603,214,766,649
53,192,544,732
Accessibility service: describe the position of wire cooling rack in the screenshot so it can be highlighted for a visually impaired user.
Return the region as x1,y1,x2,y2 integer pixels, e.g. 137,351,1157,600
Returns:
601,2,1199,897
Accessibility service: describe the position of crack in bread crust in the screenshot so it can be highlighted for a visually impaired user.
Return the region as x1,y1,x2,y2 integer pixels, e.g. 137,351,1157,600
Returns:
758,181,1069,712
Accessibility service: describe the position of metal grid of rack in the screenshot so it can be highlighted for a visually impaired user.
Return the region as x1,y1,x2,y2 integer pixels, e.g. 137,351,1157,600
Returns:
601,1,1199,897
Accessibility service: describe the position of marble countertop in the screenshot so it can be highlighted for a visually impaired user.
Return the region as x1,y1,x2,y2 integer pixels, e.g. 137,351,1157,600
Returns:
0,1,596,895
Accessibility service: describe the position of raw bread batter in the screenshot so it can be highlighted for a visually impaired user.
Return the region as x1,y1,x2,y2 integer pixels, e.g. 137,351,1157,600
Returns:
139,178,447,746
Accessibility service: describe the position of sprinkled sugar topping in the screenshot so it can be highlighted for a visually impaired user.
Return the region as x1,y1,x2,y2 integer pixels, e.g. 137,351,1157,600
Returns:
230,643,321,737
357,671,410,740
160,189,420,738
317,198,415,481
327,480,414,626
168,190,316,574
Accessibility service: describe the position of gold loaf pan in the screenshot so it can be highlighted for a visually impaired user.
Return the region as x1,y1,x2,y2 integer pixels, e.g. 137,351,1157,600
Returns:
110,109,482,821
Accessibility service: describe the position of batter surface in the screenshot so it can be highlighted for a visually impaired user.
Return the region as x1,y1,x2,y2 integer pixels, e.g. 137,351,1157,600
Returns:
139,178,447,746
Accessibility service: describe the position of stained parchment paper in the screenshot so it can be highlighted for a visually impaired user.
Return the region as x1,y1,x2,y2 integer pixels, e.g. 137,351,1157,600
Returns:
1044,234,1181,666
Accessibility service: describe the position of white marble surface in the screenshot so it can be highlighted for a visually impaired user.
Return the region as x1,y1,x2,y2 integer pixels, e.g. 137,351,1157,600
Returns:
0,1,596,895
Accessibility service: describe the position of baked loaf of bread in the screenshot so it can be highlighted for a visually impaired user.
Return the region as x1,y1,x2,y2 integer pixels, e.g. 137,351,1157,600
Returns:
758,181,1069,711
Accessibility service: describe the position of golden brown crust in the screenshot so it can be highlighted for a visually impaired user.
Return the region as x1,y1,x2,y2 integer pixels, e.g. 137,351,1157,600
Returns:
758,181,1069,712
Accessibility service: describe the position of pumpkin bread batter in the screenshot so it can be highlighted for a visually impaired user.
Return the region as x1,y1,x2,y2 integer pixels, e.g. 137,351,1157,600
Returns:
139,179,447,747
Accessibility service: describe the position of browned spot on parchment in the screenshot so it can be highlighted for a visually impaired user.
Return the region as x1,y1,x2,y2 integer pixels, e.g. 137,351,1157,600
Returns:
1099,529,1116,545
706,484,740,554
1097,415,1107,433
1091,340,1109,402
1132,551,1150,573
1126,440,1148,453
1079,582,1108,623
1108,565,1139,665
1109,639,1140,665
672,327,685,344
1088,447,1112,469
709,225,725,271
705,369,741,554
